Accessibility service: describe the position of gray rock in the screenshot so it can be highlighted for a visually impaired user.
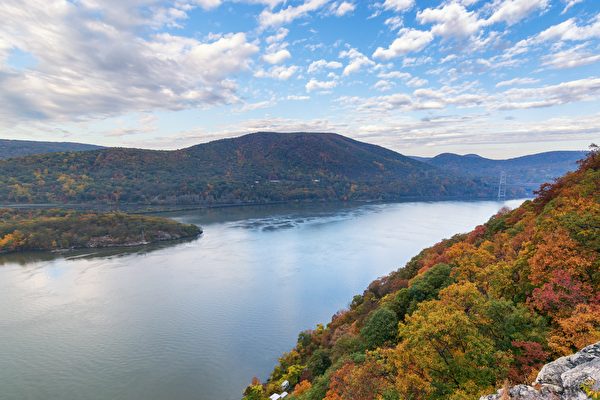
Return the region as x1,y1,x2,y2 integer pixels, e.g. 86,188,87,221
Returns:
480,384,547,400
480,342,600,400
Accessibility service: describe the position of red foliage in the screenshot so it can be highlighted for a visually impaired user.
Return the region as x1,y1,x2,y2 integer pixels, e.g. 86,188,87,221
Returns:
508,341,549,383
529,269,592,316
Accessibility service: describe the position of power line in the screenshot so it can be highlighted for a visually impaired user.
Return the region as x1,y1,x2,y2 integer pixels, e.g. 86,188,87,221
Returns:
498,171,507,200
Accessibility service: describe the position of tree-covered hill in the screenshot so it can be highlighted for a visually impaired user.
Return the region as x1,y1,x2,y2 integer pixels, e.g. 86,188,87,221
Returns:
0,132,494,205
0,139,103,160
414,151,587,194
244,147,599,400
0,209,201,253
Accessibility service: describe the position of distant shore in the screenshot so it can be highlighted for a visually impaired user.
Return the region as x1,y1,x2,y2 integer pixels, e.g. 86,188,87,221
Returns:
0,194,526,215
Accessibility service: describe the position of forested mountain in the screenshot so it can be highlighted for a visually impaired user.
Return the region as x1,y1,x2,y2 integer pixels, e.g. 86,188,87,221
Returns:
0,139,103,160
0,132,495,205
244,148,600,400
414,151,587,194
0,209,201,253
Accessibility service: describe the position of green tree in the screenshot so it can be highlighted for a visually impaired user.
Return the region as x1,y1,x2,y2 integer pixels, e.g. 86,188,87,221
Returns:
361,308,398,349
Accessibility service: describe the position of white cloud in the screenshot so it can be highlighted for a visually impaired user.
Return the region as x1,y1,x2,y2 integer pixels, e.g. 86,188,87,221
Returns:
262,49,291,64
372,28,434,59
541,45,600,70
374,80,395,91
237,99,275,112
265,27,289,44
495,77,539,88
259,0,329,28
0,1,259,125
336,77,600,114
382,0,414,13
440,54,458,63
340,48,375,76
561,0,583,14
378,70,411,79
255,65,300,79
406,76,428,87
194,0,223,9
536,15,600,42
307,59,343,73
417,3,483,38
384,16,403,31
486,0,549,26
496,77,600,109
338,93,413,111
306,78,337,92
287,95,310,100
333,2,355,16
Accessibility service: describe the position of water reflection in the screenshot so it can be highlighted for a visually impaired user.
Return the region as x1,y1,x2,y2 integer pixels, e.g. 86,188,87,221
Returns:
0,236,201,266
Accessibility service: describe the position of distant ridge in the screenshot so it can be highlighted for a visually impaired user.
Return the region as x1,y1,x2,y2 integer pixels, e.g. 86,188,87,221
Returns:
0,132,492,205
412,150,587,193
0,139,103,160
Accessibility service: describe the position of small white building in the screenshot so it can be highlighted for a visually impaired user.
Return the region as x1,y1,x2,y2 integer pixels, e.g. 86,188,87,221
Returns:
281,380,290,390
280,392,289,398
269,394,280,400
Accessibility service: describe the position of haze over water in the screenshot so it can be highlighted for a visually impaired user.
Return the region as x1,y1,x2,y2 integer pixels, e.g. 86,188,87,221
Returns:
0,200,524,400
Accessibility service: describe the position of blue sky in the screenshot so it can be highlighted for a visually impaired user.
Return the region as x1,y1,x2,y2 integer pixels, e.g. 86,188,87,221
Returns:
0,0,599,157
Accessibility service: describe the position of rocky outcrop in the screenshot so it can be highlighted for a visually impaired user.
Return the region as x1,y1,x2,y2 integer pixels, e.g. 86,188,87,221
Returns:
481,342,600,400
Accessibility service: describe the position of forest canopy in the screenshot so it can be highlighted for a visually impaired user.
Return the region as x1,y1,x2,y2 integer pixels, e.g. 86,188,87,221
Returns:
0,209,201,253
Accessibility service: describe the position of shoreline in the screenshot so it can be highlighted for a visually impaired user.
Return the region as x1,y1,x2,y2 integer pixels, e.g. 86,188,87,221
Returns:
0,195,527,215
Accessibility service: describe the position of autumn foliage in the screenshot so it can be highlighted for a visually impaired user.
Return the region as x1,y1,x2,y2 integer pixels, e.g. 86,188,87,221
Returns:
244,147,599,400
0,208,201,253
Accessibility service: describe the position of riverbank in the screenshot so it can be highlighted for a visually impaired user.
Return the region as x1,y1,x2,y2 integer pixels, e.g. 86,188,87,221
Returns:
0,208,202,254
0,193,522,215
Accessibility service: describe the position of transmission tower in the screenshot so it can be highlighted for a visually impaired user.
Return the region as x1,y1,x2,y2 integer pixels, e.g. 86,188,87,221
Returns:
497,171,507,200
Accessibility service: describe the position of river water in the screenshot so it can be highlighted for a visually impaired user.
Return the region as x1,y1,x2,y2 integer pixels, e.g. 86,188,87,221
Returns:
0,199,524,400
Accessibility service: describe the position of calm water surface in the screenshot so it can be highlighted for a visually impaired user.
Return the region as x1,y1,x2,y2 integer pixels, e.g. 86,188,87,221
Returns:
0,200,524,400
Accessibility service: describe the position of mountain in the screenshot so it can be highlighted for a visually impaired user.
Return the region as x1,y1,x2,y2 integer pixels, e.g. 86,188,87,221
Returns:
413,151,587,194
0,132,494,205
244,149,600,400
0,139,103,160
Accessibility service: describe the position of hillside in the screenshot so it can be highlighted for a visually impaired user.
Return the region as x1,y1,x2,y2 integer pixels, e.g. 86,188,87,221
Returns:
414,151,587,194
0,139,103,160
0,209,201,253
0,132,493,205
244,147,600,400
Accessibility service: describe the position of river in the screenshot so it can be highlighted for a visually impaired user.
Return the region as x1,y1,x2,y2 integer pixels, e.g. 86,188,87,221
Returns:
0,199,525,400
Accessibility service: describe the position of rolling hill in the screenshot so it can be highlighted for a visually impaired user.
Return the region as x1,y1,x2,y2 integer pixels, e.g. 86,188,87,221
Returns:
0,132,493,205
0,139,103,160
413,151,587,194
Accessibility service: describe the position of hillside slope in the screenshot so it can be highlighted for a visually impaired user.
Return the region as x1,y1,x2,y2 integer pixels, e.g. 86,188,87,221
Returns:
0,139,103,160
415,151,587,194
0,132,492,205
245,147,599,400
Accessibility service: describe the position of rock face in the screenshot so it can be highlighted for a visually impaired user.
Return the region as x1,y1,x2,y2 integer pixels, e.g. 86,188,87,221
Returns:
480,342,600,400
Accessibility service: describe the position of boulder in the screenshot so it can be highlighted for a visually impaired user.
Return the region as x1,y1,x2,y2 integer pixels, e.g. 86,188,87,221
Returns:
480,342,600,400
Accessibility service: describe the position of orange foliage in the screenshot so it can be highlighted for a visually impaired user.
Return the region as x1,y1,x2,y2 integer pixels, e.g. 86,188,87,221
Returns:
325,356,394,400
529,228,596,286
548,303,600,356
292,380,312,396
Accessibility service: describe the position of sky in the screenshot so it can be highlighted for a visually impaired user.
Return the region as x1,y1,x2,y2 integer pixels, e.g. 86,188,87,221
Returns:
0,0,599,157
